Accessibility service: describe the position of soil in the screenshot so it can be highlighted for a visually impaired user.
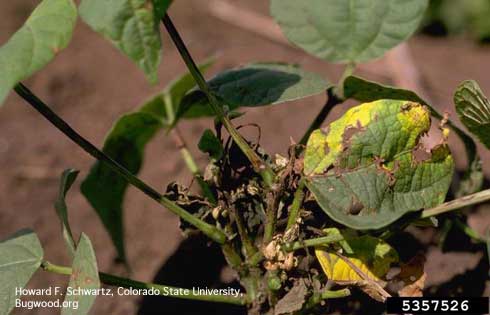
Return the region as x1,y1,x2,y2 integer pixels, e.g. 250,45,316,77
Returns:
1,1,490,314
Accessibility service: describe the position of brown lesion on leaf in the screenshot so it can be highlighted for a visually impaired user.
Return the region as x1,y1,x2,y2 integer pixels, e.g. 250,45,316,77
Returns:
71,268,81,282
412,144,431,164
320,126,330,135
341,120,365,149
347,196,364,215
374,156,397,186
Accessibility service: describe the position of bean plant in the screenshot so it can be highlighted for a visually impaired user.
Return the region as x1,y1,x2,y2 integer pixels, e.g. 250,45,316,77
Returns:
1,1,490,314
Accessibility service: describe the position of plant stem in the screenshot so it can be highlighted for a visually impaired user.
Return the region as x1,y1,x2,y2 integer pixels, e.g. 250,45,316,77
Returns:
171,127,217,205
221,242,243,269
336,62,356,98
40,261,246,305
286,177,306,230
231,205,257,259
162,14,275,187
249,233,345,266
421,188,490,218
299,88,342,146
14,83,226,244
453,218,486,243
282,234,345,252
263,191,281,246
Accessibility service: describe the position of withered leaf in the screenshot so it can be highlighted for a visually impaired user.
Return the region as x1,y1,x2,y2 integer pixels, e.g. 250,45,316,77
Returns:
274,279,308,315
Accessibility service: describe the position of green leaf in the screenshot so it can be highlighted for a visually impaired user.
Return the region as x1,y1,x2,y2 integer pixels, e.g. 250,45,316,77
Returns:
271,0,428,63
0,230,44,315
166,59,214,109
143,59,215,126
62,233,100,315
81,113,162,261
177,63,329,118
344,75,483,197
153,0,172,20
0,0,77,106
198,129,223,160
81,64,213,261
79,0,162,83
55,169,79,257
454,80,490,149
304,99,454,230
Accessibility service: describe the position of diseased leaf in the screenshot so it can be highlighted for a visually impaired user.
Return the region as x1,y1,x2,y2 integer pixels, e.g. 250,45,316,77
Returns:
55,169,79,257
344,75,483,197
0,230,44,315
198,129,223,160
79,0,162,83
315,233,397,301
271,0,428,63
274,279,308,315
454,80,490,149
178,63,329,118
0,0,77,106
305,99,454,229
81,64,213,261
62,233,100,315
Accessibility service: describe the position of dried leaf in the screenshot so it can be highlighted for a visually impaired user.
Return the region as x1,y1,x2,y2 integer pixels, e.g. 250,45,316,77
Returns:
274,279,308,315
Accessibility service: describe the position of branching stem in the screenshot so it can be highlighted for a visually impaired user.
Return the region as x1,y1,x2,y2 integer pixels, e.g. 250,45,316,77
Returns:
171,127,217,204
162,14,275,187
14,83,226,244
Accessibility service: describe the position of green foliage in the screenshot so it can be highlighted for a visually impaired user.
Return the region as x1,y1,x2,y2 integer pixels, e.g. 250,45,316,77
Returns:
79,0,167,83
454,80,490,149
271,0,428,63
177,63,329,118
305,99,454,229
81,112,162,261
153,0,173,21
3,0,490,313
81,62,212,261
62,233,100,315
198,129,223,160
0,230,44,315
0,0,77,106
344,75,483,197
55,169,79,257
423,0,490,43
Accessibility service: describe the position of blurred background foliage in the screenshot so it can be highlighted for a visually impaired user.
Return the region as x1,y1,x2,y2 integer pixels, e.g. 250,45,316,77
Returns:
422,0,490,43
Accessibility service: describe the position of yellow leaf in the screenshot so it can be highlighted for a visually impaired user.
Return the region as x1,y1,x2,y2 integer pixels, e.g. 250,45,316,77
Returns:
315,233,398,301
